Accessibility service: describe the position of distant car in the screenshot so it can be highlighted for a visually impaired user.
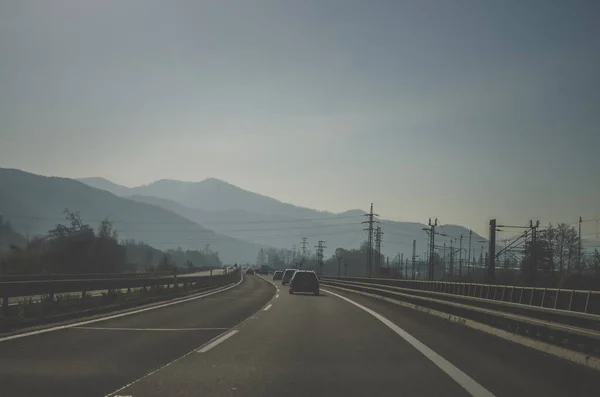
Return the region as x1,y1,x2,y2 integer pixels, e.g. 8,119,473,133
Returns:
289,270,320,295
281,268,297,285
272,271,283,281
246,268,255,275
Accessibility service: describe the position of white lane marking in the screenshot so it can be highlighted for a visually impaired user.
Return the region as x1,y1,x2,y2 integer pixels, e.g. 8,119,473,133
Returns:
263,304,273,311
196,330,239,353
104,272,276,397
324,289,496,397
75,327,229,331
0,270,244,343
275,294,279,299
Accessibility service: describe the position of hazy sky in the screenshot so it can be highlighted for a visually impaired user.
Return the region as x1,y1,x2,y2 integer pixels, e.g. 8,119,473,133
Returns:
1,0,599,235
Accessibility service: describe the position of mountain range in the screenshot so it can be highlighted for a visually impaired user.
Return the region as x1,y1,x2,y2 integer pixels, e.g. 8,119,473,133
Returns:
78,176,487,262
3,168,596,267
0,168,263,264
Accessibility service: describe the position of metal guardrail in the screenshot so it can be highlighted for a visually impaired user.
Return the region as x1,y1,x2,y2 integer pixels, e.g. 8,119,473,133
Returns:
320,277,600,357
0,267,219,282
321,276,600,315
0,269,240,313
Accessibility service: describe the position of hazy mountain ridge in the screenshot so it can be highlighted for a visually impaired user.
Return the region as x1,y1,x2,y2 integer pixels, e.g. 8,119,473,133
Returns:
80,177,333,220
79,177,487,260
0,168,264,264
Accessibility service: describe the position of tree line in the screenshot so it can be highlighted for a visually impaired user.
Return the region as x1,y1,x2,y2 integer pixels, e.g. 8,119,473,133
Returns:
519,223,600,288
0,210,222,275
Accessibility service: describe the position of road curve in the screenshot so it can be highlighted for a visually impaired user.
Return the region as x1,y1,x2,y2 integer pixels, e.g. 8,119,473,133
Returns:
0,272,274,397
108,276,600,397
2,273,600,397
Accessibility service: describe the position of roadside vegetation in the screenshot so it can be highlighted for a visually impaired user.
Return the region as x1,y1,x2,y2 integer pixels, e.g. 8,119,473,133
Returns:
0,210,223,275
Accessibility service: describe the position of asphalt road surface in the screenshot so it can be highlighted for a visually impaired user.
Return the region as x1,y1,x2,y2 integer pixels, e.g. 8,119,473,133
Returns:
1,273,599,397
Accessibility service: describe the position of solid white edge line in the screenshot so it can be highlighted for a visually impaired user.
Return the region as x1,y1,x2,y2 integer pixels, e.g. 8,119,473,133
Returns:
0,270,244,343
323,288,496,397
196,330,239,353
263,304,273,311
325,284,600,373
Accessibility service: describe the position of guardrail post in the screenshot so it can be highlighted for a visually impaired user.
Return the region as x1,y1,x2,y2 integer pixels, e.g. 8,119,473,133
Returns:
554,290,560,309
584,291,591,313
568,290,575,311
541,288,547,307
519,287,524,304
529,288,535,305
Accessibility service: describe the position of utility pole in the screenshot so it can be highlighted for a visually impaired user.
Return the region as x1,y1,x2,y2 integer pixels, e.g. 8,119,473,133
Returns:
443,242,447,276
412,240,416,280
363,204,379,278
459,234,463,277
425,218,438,281
315,240,326,275
336,251,343,277
292,244,296,263
301,237,308,258
449,239,454,277
405,258,408,279
578,216,582,272
488,219,496,283
530,220,539,279
374,226,383,277
400,252,404,273
467,230,472,277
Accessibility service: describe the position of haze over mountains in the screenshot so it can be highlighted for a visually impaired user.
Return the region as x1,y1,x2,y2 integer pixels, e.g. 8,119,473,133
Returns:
6,168,596,266
78,176,487,261
0,168,263,264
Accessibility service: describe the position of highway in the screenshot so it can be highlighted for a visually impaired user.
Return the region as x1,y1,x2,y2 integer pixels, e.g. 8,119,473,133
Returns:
1,273,599,397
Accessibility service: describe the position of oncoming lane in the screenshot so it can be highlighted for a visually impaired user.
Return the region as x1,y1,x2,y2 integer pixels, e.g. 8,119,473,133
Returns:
0,273,274,397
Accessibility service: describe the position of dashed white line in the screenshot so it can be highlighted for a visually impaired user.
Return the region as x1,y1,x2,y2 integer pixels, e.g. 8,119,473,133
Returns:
196,330,239,353
324,289,496,397
275,294,280,298
75,326,229,332
263,304,273,311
